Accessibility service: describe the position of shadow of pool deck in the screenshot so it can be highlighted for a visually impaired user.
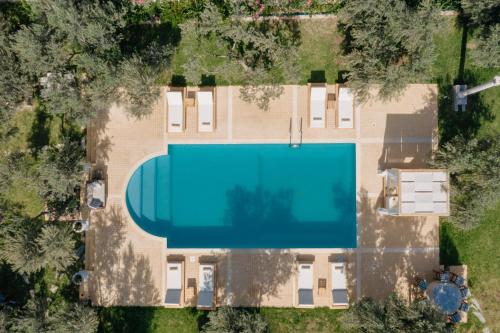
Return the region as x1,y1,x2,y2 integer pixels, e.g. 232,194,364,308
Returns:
84,84,441,308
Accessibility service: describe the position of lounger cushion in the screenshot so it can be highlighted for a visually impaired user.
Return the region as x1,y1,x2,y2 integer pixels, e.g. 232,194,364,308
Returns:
332,289,348,305
197,290,214,308
165,289,181,305
298,289,314,305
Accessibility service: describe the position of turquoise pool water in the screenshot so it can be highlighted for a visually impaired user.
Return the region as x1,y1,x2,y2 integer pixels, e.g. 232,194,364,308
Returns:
126,144,356,248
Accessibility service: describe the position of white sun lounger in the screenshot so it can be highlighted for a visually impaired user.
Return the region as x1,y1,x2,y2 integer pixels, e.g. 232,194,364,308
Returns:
298,263,314,306
197,264,215,309
165,262,182,305
331,262,348,306
167,91,184,132
310,87,327,128
197,91,214,132
338,88,354,129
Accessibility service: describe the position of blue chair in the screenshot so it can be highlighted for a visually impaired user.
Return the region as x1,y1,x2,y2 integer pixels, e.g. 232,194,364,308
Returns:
459,301,470,312
460,287,470,298
417,278,428,291
433,270,450,282
453,275,465,287
449,312,461,324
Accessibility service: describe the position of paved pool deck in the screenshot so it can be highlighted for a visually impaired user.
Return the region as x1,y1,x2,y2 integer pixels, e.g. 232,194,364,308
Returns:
83,84,441,308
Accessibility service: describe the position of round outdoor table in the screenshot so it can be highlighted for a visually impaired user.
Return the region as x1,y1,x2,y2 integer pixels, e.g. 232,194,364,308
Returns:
427,281,462,315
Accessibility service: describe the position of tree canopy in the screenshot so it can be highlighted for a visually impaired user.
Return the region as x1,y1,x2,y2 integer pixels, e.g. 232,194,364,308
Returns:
338,0,441,102
430,134,500,229
0,218,76,275
462,0,500,68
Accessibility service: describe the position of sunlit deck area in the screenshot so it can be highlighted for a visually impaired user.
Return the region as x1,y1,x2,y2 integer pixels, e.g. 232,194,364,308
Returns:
83,83,443,308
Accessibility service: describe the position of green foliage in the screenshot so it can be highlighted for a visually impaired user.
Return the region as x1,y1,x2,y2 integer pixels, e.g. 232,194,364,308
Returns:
118,56,161,118
34,138,84,216
54,303,100,333
471,24,500,68
338,0,441,102
8,297,98,333
461,0,500,68
430,134,500,229
341,294,451,333
0,35,31,121
180,2,300,110
37,224,77,272
0,218,44,275
202,306,268,333
0,219,76,275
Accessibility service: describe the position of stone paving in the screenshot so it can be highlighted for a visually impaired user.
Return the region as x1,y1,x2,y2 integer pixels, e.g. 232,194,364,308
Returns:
84,84,442,308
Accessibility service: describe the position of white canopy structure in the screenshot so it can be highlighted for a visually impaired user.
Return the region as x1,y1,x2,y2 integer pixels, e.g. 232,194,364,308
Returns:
378,169,450,216
197,91,214,132
337,87,354,129
309,86,327,128
167,91,184,132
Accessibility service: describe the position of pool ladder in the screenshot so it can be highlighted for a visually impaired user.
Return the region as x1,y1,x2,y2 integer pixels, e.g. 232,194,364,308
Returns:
289,117,303,148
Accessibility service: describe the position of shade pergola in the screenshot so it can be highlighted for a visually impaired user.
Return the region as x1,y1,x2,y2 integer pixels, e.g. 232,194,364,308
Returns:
378,169,450,216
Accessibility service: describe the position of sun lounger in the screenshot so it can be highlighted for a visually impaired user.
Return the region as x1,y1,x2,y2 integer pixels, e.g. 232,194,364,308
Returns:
338,88,354,129
165,262,182,305
197,264,215,309
298,263,314,306
309,86,326,128
167,91,184,132
331,262,349,306
197,91,215,132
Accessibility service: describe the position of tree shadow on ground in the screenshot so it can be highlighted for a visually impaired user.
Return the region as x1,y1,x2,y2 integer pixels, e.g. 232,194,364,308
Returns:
97,306,156,333
28,105,51,154
439,223,461,266
214,250,296,307
437,70,495,145
120,21,181,58
88,205,160,307
308,70,326,83
357,188,439,302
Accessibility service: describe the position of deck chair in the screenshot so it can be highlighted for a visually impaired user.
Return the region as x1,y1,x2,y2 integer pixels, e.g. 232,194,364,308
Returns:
197,90,215,132
197,264,215,309
309,86,327,128
165,262,182,305
331,262,349,306
338,88,353,129
298,263,314,306
167,91,184,132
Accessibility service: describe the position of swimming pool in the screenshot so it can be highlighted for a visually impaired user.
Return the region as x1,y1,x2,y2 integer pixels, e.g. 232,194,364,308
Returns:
126,144,357,248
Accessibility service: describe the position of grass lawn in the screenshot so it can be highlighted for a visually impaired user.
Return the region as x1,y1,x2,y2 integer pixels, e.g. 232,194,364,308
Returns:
441,205,500,333
97,307,345,333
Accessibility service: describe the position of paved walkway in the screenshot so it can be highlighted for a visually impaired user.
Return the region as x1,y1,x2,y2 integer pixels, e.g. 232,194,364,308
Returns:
84,84,441,307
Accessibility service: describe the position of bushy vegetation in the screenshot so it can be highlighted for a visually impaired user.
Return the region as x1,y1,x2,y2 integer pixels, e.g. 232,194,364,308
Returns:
341,295,451,333
338,0,442,102
430,135,499,229
202,306,268,333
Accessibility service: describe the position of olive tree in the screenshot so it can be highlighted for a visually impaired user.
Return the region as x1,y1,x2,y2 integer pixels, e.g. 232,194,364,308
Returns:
34,138,85,216
462,0,500,68
429,134,499,229
338,0,441,102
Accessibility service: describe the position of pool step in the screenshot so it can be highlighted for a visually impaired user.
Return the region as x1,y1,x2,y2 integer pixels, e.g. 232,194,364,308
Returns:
140,156,171,225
